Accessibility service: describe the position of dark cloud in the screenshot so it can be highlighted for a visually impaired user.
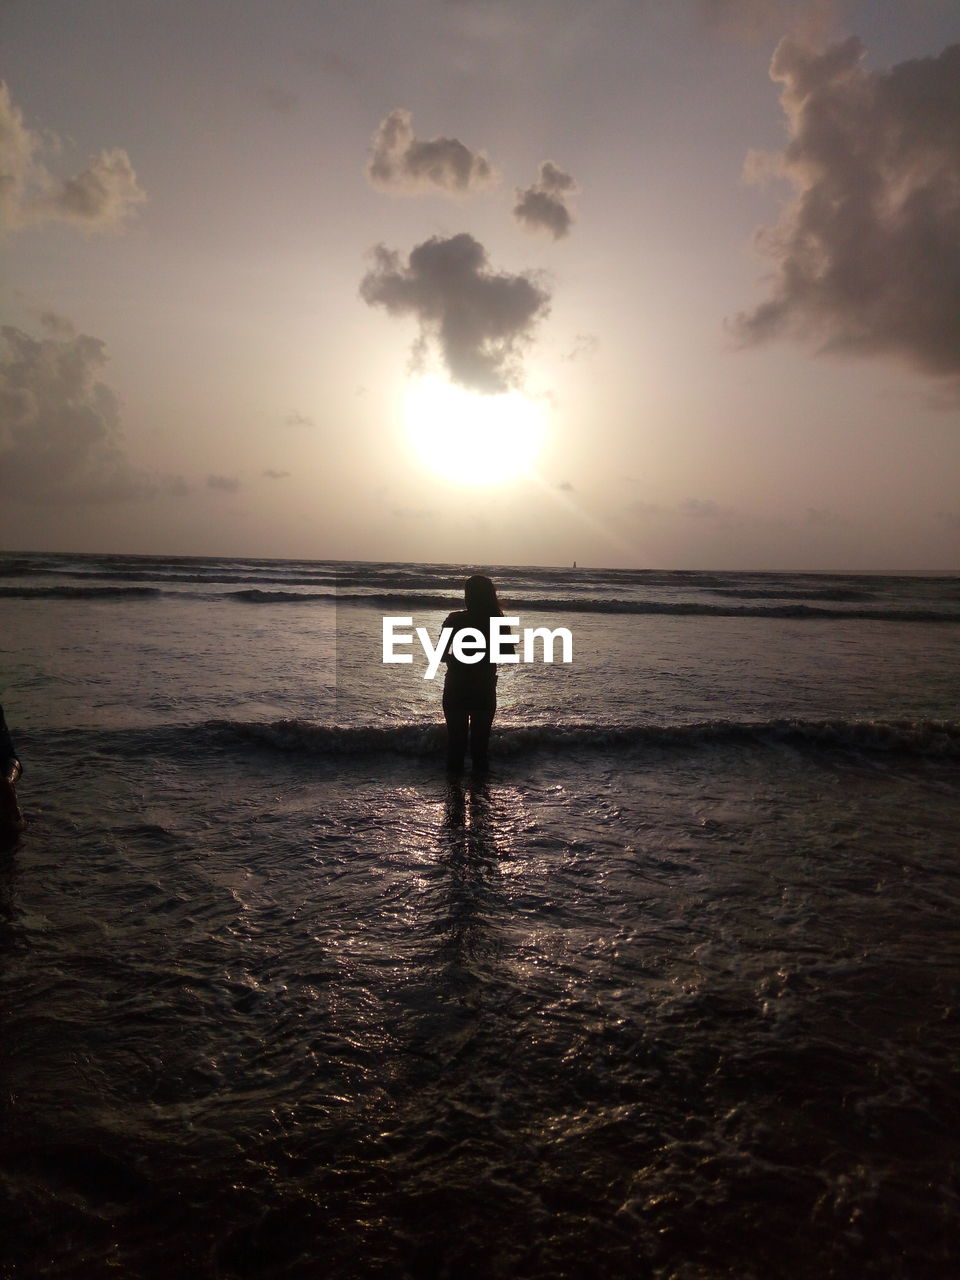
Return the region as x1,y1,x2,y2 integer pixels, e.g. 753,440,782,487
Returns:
39,311,76,337
0,324,185,504
254,84,299,116
1,81,145,232
513,161,579,239
360,233,551,393
207,474,241,493
734,37,960,390
367,109,497,196
262,468,291,480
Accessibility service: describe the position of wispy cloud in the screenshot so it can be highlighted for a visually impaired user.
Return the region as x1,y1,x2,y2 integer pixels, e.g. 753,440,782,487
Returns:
360,233,550,393
625,499,667,515
0,81,145,233
805,505,847,527
206,474,241,493
698,0,838,44
392,506,435,520
734,37,960,391
680,497,737,522
625,498,738,522
262,468,291,480
283,411,314,427
366,108,497,196
562,333,599,363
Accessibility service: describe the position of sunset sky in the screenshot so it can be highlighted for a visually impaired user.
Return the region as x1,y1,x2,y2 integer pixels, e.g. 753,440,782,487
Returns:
2,0,958,570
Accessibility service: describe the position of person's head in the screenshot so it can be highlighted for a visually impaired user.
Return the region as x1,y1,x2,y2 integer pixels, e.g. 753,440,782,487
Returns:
463,574,502,616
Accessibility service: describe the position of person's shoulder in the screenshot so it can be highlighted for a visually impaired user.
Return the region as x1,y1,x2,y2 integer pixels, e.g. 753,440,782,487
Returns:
443,610,468,626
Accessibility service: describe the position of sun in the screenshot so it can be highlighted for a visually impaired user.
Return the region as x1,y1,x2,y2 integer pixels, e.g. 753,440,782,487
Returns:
403,377,546,485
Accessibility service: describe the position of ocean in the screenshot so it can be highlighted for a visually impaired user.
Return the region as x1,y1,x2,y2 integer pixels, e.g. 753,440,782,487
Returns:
1,551,959,1278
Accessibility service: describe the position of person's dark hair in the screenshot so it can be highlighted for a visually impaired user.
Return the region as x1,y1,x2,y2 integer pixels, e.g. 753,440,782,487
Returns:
463,574,503,617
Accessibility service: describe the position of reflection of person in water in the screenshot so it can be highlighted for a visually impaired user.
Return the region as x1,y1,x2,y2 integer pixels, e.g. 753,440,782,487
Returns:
0,703,24,835
440,575,515,773
437,776,502,970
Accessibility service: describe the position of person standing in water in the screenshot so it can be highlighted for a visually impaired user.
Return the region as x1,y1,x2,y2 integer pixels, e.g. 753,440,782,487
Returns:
440,574,514,773
0,703,24,836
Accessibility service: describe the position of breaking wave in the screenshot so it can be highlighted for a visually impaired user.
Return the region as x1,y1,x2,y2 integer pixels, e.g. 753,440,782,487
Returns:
222,591,960,622
26,717,960,764
5,584,957,622
228,589,338,603
0,585,163,599
312,591,960,621
231,717,960,759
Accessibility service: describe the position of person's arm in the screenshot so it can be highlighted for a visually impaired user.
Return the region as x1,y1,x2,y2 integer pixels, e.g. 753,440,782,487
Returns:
0,704,23,831
439,613,457,665
0,705,20,781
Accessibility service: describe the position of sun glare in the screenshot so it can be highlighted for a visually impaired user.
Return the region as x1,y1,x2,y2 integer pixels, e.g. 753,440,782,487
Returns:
403,377,546,485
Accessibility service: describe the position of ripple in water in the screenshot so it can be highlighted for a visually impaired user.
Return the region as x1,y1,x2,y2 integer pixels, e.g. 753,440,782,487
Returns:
2,736,959,1277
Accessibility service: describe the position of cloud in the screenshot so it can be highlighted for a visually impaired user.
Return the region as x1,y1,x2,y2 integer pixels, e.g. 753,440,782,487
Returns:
301,46,358,80
53,149,145,227
0,324,185,504
366,109,497,196
557,481,575,492
254,84,299,116
39,311,76,337
680,498,737,522
733,37,960,390
207,474,241,493
562,332,599,363
360,233,551,393
513,161,579,239
283,410,314,427
262,468,291,480
805,505,847,527
1,80,145,232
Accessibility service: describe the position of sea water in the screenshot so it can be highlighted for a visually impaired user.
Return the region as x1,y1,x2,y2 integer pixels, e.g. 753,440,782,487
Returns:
1,552,959,1277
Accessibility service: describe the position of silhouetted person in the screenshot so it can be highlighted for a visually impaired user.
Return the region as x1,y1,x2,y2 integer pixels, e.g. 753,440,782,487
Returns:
440,574,514,773
0,703,24,836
